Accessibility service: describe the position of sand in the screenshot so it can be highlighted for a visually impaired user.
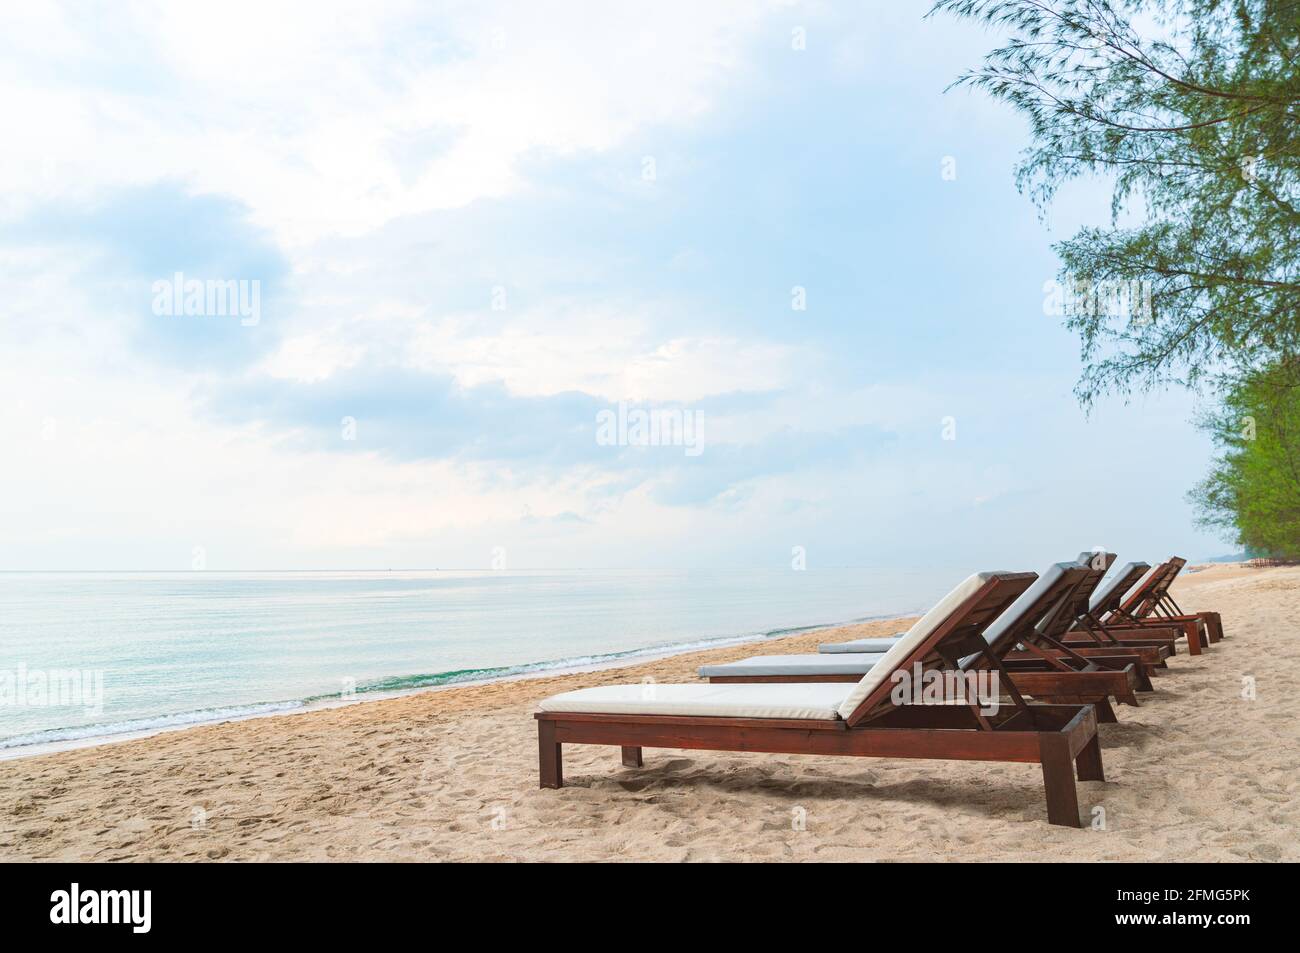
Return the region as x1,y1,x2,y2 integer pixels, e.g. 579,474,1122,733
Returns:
1,562,1296,862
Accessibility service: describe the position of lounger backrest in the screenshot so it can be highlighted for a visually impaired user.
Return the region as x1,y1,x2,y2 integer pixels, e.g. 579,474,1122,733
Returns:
837,571,1036,725
1087,561,1151,615
1052,551,1114,622
1032,554,1110,641
1122,556,1186,616
1118,561,1168,616
1163,555,1188,601
966,561,1092,663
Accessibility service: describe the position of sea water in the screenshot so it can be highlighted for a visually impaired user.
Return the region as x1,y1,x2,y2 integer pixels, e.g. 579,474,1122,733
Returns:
0,568,953,753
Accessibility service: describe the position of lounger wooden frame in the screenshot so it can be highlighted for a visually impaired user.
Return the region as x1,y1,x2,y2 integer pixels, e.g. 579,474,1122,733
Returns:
1083,560,1207,653
1112,556,1224,644
1122,559,1183,618
536,574,1104,827
1065,560,1186,658
991,558,1159,683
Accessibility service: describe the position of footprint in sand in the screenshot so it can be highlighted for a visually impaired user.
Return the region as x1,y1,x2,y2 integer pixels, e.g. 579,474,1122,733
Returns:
657,758,694,773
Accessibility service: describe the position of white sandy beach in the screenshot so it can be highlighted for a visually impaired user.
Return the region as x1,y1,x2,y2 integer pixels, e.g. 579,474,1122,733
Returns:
1,562,1296,862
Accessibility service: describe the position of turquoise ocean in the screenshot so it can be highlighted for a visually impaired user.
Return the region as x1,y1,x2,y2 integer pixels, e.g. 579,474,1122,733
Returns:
0,568,954,753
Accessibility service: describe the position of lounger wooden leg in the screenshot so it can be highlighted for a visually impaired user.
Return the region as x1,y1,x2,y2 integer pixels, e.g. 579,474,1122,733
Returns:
620,746,644,768
538,720,563,789
1075,734,1105,782
1092,697,1117,723
1039,738,1082,827
1183,619,1203,654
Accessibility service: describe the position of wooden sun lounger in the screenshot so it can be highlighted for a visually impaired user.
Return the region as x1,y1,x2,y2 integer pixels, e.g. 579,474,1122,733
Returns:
536,572,1104,827
826,552,1164,680
1018,553,1169,676
701,561,1146,721
914,559,1153,705
1156,558,1224,642
1095,563,1207,651
1107,556,1224,644
1062,558,1185,659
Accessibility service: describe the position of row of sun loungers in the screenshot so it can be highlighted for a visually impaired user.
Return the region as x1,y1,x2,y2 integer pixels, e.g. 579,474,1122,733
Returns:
533,552,1222,827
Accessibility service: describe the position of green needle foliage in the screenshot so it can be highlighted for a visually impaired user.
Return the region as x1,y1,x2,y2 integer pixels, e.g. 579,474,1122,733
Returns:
1191,360,1300,555
935,0,1300,552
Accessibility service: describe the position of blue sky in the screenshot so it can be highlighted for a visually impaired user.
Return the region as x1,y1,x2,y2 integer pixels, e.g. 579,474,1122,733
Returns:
0,1,1227,570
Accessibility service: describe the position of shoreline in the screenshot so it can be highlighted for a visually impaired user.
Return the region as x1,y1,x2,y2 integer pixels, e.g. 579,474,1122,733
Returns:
0,610,914,764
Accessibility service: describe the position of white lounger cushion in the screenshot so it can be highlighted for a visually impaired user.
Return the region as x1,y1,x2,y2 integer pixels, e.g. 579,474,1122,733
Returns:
819,636,903,654
537,683,850,720
834,571,1015,721
979,561,1074,655
1076,549,1113,571
698,652,886,678
1089,561,1150,611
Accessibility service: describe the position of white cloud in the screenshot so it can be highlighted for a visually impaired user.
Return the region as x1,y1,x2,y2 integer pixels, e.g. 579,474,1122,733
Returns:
406,310,808,402
0,0,792,244
255,292,814,402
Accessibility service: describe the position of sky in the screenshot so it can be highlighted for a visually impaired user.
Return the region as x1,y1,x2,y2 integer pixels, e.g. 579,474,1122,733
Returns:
0,0,1231,571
